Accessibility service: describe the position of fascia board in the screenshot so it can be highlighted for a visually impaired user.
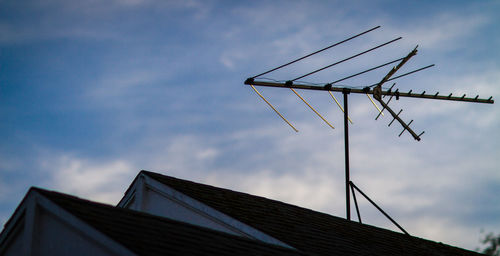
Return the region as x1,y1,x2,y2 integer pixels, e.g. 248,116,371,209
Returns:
0,203,26,249
117,178,139,208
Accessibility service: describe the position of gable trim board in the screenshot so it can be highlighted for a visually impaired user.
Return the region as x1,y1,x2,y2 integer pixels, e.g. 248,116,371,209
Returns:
0,194,28,256
118,172,294,249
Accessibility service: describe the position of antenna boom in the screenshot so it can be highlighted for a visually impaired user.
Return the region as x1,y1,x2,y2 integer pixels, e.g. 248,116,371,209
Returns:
244,80,494,104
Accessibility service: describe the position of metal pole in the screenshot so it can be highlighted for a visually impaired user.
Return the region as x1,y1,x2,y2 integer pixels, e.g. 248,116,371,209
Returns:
343,89,351,221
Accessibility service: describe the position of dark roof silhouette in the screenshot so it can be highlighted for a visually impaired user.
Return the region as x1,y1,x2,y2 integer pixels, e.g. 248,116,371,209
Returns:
138,170,483,256
33,187,306,256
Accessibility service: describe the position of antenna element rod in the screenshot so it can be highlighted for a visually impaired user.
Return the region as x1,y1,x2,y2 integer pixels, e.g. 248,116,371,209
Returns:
290,88,335,129
250,85,299,132
366,93,384,116
251,26,381,79
292,37,403,81
331,57,404,84
378,99,421,141
329,91,353,124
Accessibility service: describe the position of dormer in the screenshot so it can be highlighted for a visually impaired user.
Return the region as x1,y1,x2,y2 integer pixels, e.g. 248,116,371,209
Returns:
117,171,293,249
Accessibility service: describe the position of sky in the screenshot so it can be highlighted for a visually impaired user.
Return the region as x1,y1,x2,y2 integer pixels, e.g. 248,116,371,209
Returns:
1,0,499,251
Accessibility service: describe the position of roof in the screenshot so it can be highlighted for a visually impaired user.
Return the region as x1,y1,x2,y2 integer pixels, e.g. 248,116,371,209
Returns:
33,188,306,256
139,170,484,256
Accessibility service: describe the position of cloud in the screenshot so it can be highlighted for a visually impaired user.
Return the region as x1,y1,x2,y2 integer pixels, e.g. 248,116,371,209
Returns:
407,216,481,249
0,0,213,44
144,135,220,174
0,179,10,202
205,168,343,212
380,12,489,51
39,154,137,203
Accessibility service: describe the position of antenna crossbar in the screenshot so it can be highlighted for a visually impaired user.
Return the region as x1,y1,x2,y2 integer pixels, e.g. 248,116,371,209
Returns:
377,98,421,140
372,46,418,90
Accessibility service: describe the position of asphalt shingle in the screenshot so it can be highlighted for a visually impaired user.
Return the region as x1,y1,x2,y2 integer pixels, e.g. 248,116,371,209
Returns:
34,188,306,256
140,170,484,256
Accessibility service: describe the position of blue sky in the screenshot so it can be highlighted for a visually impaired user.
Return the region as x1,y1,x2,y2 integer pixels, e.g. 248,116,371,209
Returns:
1,0,499,250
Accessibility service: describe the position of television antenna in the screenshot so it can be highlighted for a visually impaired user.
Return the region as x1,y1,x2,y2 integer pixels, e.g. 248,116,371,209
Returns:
243,26,494,235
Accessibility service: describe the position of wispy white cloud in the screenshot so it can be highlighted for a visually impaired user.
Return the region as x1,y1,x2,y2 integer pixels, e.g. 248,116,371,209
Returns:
380,12,489,51
0,0,213,44
206,168,343,212
39,154,137,203
0,179,10,202
143,135,220,174
407,216,481,249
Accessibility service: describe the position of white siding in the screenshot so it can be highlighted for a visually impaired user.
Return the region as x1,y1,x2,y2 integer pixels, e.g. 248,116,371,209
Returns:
142,186,244,236
32,207,116,256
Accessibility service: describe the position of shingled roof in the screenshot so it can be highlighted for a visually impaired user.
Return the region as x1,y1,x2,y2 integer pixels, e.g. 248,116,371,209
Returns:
139,170,484,256
33,188,307,256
